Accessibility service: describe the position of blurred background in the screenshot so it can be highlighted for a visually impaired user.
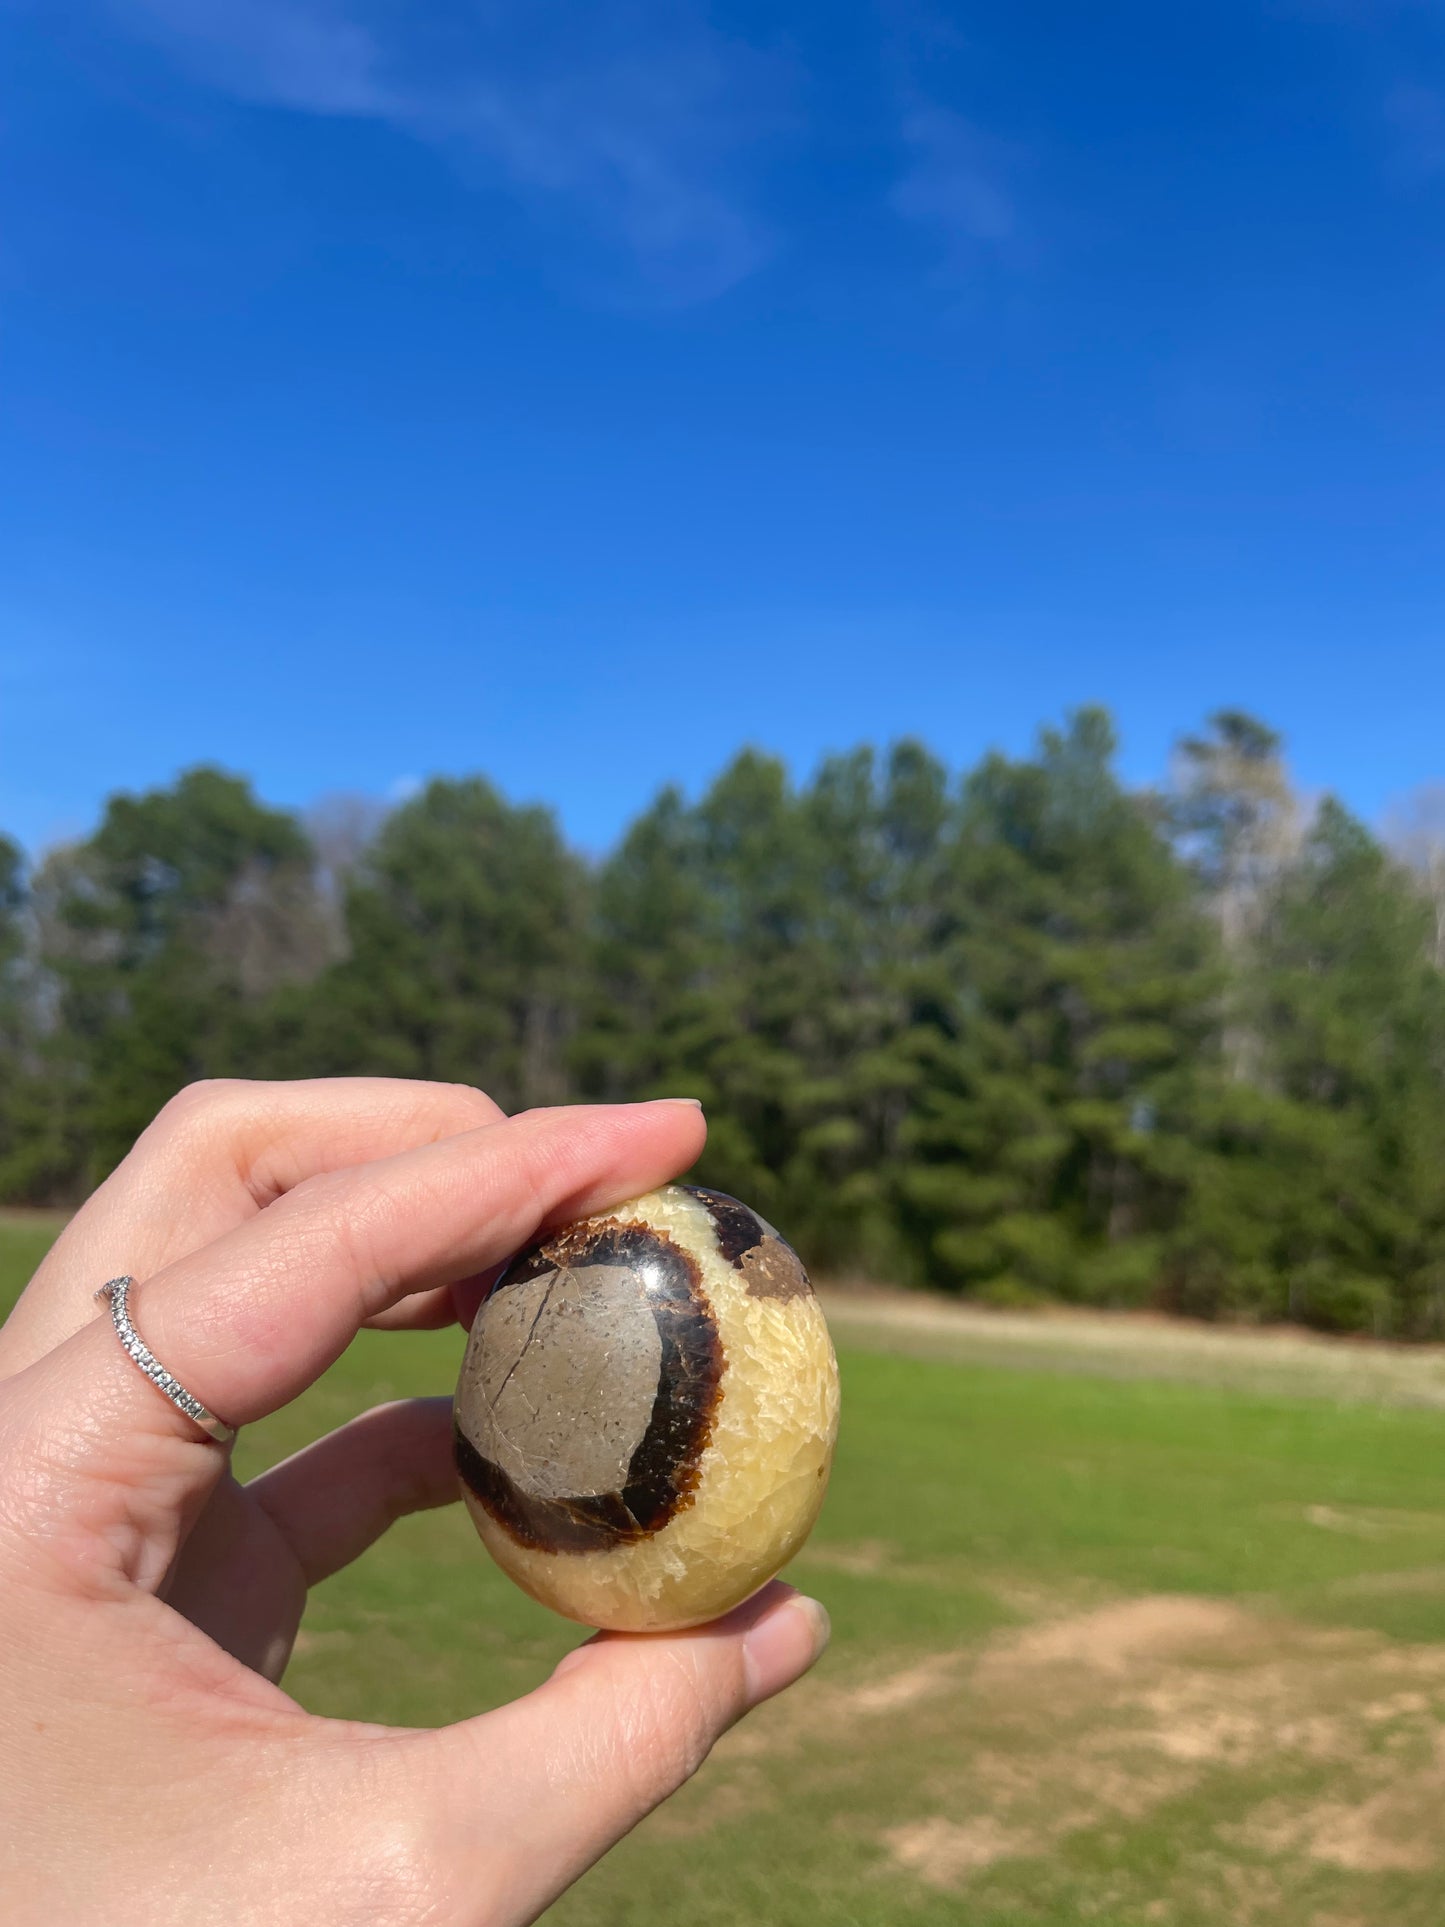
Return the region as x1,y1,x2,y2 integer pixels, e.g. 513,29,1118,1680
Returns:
5,2,1445,1921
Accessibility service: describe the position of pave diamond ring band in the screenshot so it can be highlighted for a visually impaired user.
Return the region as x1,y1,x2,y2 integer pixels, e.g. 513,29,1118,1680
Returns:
95,1276,237,1446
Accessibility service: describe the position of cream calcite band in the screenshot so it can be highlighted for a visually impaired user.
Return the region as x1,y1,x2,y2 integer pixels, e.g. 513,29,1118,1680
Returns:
455,1184,840,1632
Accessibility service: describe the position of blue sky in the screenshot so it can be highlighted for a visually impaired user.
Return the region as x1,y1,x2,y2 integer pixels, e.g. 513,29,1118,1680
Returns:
3,0,1444,857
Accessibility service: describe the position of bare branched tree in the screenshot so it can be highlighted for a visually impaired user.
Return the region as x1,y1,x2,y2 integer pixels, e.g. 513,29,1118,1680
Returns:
303,792,391,961
1170,710,1303,1083
203,858,344,999
1385,782,1445,969
1172,710,1302,951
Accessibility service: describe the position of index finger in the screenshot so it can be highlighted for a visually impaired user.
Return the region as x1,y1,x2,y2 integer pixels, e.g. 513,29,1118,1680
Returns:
36,1099,706,1457
0,1077,506,1377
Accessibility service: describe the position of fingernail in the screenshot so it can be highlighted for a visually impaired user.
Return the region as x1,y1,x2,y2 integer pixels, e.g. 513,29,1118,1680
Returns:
661,1097,704,1109
742,1595,830,1706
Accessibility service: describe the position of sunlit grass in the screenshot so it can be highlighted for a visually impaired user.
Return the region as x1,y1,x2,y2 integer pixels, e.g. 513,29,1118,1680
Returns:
6,1215,1445,1923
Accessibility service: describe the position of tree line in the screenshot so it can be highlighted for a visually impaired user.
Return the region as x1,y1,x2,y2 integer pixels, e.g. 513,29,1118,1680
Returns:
4,707,1445,1336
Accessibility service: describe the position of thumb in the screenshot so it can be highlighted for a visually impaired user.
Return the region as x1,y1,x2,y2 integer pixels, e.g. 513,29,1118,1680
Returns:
395,1582,829,1926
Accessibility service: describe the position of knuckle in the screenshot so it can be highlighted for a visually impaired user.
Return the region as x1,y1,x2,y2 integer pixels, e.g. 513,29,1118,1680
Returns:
148,1077,249,1146
283,1168,405,1306
437,1081,501,1126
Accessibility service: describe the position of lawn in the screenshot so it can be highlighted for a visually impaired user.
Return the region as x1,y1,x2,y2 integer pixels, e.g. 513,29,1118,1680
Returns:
6,1214,1445,1923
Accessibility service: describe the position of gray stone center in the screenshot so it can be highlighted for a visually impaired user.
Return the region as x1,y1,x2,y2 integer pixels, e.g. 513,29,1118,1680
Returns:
457,1262,663,1501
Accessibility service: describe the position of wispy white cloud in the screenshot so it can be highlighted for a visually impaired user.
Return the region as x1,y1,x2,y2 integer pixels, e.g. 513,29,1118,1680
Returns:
92,3,1038,300
103,0,781,303
110,0,384,114
891,104,1019,270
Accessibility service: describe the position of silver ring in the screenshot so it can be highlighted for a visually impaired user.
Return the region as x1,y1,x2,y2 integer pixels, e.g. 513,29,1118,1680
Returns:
95,1276,237,1446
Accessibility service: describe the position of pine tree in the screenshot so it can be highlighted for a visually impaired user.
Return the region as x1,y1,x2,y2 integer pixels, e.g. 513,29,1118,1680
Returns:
4,714,1445,1338
795,742,954,1276
34,767,323,1188
584,750,823,1220
583,743,954,1274
901,709,1218,1303
271,777,589,1112
1172,800,1445,1331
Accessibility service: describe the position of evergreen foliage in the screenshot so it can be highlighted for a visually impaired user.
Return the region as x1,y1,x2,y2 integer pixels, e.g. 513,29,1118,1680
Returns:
251,777,589,1111
5,710,1445,1335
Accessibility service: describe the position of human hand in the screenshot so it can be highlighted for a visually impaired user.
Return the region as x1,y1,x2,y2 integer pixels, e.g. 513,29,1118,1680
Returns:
0,1079,829,1925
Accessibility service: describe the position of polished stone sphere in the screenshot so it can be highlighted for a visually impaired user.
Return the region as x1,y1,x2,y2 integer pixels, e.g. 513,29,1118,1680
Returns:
454,1184,840,1632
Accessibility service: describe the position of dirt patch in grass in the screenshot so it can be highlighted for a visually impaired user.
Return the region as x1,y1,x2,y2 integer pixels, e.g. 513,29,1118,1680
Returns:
886,1595,1445,1895
883,1815,1026,1881
1231,1769,1445,1875
792,1536,973,1593
703,1587,1445,1908
981,1594,1255,1676
845,1652,963,1714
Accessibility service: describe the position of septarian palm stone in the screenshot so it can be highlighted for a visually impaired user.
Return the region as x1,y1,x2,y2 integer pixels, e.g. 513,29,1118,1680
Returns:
454,1218,722,1554
455,1184,840,1632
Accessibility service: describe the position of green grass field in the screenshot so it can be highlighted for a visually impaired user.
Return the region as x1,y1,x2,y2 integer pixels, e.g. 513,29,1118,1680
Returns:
7,1215,1445,1923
